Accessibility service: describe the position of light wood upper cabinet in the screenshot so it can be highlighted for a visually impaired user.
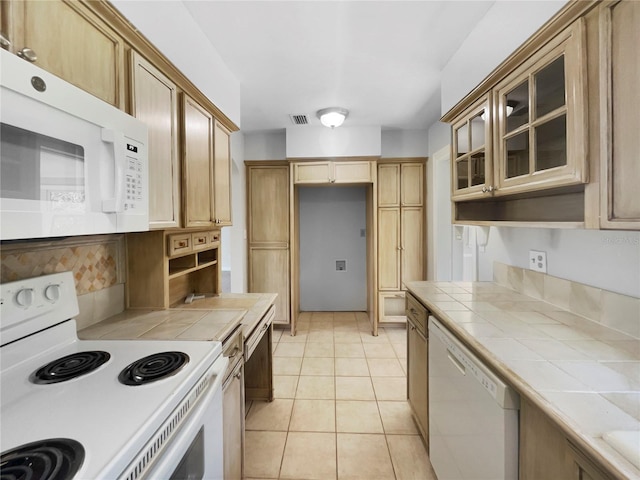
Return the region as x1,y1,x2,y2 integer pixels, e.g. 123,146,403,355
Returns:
599,0,640,230
378,164,401,207
494,20,588,196
451,96,493,201
183,95,215,228
2,0,125,108
214,120,232,226
248,166,289,245
293,160,374,184
130,52,181,229
400,163,424,206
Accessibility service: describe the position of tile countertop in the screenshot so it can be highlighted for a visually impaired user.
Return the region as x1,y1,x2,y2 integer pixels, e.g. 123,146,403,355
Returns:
79,293,277,344
406,281,640,480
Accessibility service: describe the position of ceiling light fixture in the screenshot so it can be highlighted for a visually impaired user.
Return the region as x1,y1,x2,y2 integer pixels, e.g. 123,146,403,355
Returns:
317,107,349,128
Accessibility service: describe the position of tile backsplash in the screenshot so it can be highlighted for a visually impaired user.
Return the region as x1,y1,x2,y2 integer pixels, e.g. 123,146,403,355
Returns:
1,235,126,329
494,262,640,339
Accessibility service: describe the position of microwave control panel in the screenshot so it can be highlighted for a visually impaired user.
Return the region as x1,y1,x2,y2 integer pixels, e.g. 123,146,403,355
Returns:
124,142,143,211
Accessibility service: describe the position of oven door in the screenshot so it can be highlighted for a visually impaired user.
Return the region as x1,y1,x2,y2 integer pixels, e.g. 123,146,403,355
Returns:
142,359,226,480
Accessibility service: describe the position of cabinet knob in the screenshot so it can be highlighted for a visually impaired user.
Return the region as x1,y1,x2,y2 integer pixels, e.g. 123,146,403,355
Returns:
17,47,37,63
481,186,487,193
0,33,11,49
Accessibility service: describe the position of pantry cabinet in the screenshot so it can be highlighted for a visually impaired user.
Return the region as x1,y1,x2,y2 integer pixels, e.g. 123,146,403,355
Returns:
183,95,216,228
246,163,291,327
377,161,425,323
130,51,181,229
599,0,640,230
1,0,125,108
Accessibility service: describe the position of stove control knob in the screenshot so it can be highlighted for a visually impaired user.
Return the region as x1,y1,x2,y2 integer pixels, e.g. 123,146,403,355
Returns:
44,284,61,302
15,288,35,307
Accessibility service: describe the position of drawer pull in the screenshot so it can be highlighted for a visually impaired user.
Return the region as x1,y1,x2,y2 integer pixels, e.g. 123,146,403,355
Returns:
178,241,187,248
227,346,241,359
234,372,242,380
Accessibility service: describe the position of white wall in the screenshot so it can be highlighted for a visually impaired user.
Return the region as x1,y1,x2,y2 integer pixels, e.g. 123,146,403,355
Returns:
299,186,367,311
112,0,241,127
221,132,247,292
381,130,428,158
244,131,287,160
286,126,381,158
479,228,640,298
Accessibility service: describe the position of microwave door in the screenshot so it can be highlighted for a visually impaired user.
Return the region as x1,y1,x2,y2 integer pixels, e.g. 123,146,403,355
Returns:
0,87,118,239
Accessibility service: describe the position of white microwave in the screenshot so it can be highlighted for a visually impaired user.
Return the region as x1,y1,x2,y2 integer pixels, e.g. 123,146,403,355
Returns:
0,49,149,241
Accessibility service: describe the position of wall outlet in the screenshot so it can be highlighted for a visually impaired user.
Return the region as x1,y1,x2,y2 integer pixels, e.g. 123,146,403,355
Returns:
529,250,547,273
336,260,346,271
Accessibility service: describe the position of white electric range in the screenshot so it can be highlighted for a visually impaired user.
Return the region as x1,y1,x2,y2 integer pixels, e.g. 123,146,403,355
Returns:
0,271,227,480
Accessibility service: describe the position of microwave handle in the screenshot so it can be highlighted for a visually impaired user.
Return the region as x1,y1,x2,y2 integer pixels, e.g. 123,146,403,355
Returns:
101,128,126,213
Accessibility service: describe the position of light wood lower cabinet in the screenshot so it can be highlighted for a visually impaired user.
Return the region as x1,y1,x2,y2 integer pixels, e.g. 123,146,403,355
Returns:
249,248,289,325
520,398,615,480
130,51,181,229
222,329,244,480
2,0,125,108
406,293,428,443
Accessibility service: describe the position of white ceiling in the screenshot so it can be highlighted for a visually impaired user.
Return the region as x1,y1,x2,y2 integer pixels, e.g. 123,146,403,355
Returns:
182,1,495,133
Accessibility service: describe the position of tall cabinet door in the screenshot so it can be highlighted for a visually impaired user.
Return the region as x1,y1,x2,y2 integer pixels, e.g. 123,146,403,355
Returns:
183,95,215,228
214,120,232,226
130,52,180,229
247,165,290,325
401,207,424,288
2,0,125,108
378,164,401,207
400,163,424,207
378,208,401,291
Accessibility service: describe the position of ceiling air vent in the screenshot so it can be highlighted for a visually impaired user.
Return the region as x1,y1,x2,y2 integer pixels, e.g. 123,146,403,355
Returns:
289,114,309,125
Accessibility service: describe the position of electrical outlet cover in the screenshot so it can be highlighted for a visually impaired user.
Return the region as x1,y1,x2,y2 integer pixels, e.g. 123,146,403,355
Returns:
529,250,547,273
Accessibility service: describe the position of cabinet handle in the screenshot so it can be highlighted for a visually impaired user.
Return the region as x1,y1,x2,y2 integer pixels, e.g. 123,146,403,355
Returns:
227,346,241,359
0,33,11,49
178,241,187,248
234,372,242,380
17,47,37,63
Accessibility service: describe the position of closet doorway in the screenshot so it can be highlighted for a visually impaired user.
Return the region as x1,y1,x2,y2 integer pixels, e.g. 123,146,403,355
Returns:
298,186,367,311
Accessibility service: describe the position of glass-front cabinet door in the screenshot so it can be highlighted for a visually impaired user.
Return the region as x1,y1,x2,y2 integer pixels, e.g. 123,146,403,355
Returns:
451,96,492,200
494,20,588,195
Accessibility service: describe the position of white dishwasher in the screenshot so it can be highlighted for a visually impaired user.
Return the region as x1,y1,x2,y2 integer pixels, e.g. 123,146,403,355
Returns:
428,317,520,480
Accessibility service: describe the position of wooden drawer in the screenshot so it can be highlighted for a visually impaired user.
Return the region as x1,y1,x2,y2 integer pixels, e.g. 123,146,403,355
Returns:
167,233,191,257
245,305,275,361
406,293,428,335
191,231,210,251
223,326,244,382
209,230,221,245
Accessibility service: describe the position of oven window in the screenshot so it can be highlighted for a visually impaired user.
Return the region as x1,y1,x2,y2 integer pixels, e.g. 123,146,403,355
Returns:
170,426,205,480
0,123,85,204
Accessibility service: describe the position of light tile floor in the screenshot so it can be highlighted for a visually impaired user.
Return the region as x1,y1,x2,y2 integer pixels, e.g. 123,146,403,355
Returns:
244,311,437,480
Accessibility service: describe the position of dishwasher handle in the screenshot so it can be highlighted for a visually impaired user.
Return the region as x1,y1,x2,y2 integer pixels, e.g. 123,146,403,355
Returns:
447,350,466,375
